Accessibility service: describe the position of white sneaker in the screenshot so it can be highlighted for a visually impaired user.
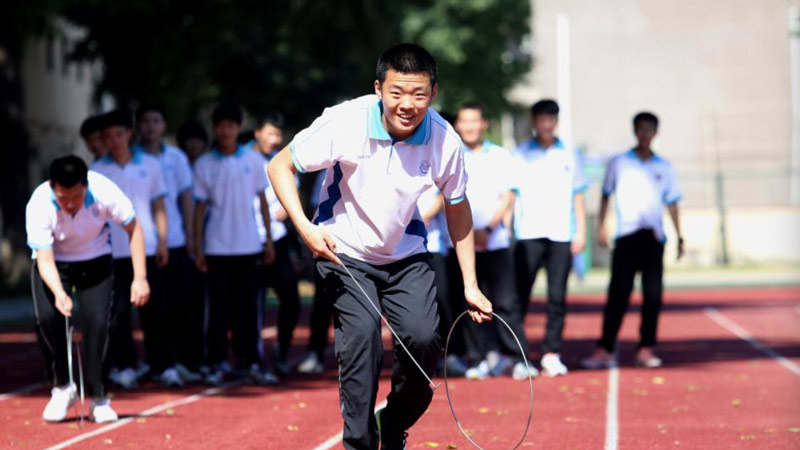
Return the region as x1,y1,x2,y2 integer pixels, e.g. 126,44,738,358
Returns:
110,367,138,389
541,353,568,377
90,398,118,423
465,360,490,380
512,361,540,380
204,368,225,386
42,383,76,422
218,361,235,375
297,353,324,374
489,355,515,377
174,363,203,383
158,367,184,388
134,361,151,380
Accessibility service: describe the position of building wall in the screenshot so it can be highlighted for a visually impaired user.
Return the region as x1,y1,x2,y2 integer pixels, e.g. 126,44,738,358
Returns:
510,0,800,265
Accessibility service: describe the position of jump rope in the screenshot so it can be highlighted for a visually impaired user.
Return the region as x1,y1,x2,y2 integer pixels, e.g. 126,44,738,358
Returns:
341,261,535,450
65,316,86,427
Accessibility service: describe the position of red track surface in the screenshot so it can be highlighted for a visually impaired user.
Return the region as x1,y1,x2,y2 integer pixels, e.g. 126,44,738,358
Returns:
1,286,799,449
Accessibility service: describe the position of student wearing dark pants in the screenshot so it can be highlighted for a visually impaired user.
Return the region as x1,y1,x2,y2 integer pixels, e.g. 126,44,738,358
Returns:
512,99,588,377
26,155,149,423
452,103,532,380
193,102,276,386
91,109,176,388
245,112,301,377
135,104,200,382
582,111,683,370
269,45,493,450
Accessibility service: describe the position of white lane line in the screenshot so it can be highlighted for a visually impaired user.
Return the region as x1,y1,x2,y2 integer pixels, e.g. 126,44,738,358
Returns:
43,380,243,450
604,365,619,450
0,382,46,402
705,307,800,378
310,400,388,450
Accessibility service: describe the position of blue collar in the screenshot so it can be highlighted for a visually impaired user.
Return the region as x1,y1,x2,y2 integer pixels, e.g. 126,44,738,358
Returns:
367,100,432,145
101,149,143,166
627,148,661,162
132,141,166,155
526,137,564,151
50,187,95,211
211,144,246,159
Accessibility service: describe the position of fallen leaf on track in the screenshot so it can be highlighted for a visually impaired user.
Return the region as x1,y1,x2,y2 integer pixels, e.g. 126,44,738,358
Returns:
446,445,458,449
165,408,175,416
632,388,648,396
788,427,800,433
103,439,113,445
740,434,756,440
496,409,509,416
731,399,742,408
298,402,307,409
559,385,569,392
478,407,490,414
287,425,299,431
423,442,440,447
652,376,665,385
136,418,147,423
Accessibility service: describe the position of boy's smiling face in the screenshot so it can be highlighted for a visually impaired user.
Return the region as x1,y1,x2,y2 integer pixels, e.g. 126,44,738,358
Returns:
375,69,437,141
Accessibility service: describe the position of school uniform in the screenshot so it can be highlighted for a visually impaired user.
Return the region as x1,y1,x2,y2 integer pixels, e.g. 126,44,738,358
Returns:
91,151,174,375
193,145,268,369
244,141,302,365
133,142,199,370
597,149,681,351
26,171,135,397
305,169,334,363
457,141,528,364
512,137,588,354
291,94,466,449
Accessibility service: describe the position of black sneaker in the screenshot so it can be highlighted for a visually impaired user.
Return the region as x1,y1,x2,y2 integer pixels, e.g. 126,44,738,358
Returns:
375,407,407,450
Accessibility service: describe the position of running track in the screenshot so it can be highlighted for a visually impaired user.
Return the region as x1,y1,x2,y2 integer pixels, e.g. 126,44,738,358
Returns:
1,286,798,449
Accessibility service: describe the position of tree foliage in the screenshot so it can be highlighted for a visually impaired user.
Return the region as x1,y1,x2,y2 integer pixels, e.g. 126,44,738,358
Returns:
16,0,530,126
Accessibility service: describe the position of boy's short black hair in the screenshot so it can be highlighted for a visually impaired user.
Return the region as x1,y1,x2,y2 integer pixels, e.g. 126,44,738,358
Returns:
99,109,134,130
79,115,102,138
211,102,243,125
135,103,167,122
457,102,488,120
176,120,208,147
255,111,285,130
633,111,659,129
530,99,559,117
49,155,89,188
376,43,438,86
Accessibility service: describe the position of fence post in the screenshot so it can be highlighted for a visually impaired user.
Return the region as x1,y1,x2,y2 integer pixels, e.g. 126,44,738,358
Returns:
715,170,730,265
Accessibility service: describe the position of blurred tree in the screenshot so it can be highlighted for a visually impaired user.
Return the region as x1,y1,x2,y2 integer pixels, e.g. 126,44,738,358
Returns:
54,0,529,125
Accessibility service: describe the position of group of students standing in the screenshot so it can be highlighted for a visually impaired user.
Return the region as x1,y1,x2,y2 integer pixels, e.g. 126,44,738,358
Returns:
25,44,683,448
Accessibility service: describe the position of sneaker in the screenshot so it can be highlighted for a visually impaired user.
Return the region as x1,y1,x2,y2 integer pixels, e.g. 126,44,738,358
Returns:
158,367,184,388
512,361,539,380
444,355,469,377
297,353,324,375
174,363,203,383
581,349,618,370
271,343,290,378
489,355,515,377
465,360,490,380
134,361,151,380
204,368,225,386
636,348,663,368
248,364,279,386
42,383,76,422
218,361,235,375
541,353,568,377
89,398,118,423
376,407,408,450
110,367,138,389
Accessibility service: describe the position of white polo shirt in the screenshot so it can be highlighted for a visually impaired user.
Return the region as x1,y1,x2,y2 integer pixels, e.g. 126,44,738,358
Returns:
512,137,588,243
243,142,289,244
464,140,514,251
133,142,193,249
193,146,268,256
91,151,167,258
603,149,681,242
417,188,449,255
290,94,468,265
26,171,136,262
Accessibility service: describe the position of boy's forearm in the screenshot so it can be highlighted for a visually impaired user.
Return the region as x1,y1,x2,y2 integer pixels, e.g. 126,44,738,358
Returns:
445,199,478,288
268,147,312,231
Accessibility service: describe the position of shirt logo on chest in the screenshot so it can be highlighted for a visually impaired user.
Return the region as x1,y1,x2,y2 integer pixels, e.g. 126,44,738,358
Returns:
419,160,430,175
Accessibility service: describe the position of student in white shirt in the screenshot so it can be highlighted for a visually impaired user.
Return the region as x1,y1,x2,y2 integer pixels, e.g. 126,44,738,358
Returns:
26,155,149,423
454,103,534,381
513,99,588,377
581,112,684,370
269,44,493,450
135,104,201,382
91,109,178,388
193,102,277,386
244,111,302,377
